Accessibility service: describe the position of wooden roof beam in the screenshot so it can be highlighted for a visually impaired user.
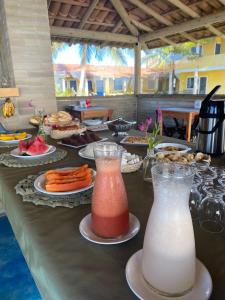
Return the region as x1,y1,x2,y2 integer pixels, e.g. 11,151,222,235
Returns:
167,0,225,39
50,26,138,44
52,0,114,12
49,15,115,27
79,0,99,29
130,19,176,46
110,0,139,36
127,0,196,43
140,8,225,42
112,20,123,33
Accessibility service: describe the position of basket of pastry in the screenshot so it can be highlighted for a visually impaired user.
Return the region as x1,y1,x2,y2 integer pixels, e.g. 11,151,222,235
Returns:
46,111,73,126
50,122,86,140
154,152,211,170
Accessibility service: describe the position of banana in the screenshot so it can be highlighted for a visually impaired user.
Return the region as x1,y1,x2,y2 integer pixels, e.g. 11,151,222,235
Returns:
0,132,28,141
1,98,16,118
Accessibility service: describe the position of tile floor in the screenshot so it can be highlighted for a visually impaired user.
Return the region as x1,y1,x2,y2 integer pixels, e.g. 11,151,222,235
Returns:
0,215,42,300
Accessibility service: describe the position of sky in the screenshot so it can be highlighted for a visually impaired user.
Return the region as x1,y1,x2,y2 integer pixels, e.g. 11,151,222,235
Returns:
53,43,135,66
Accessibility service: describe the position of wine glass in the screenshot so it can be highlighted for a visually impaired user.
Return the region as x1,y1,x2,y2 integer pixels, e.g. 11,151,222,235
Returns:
189,187,202,220
199,196,224,234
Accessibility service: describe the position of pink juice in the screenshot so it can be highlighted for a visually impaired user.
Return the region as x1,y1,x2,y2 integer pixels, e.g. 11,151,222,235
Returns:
92,157,129,238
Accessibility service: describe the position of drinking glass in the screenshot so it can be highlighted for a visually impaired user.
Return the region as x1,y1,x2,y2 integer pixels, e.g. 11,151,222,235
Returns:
197,167,217,181
91,142,129,238
189,187,202,220
202,180,225,198
192,173,202,188
199,196,224,234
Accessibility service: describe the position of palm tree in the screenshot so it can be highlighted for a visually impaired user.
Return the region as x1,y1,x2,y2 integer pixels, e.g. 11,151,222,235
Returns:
142,42,198,94
52,41,133,96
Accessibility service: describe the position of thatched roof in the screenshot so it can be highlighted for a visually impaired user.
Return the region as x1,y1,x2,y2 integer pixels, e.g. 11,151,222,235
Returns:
48,0,225,49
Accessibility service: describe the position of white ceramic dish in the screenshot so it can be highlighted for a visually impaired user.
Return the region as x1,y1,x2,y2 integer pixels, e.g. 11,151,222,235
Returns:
10,145,56,159
83,119,102,126
126,250,212,300
79,213,140,245
154,143,191,154
34,168,96,196
0,133,32,144
58,138,107,149
78,147,95,160
86,124,109,132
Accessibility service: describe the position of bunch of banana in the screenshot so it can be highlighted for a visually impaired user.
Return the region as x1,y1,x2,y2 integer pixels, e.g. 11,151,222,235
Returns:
0,132,27,141
2,98,16,118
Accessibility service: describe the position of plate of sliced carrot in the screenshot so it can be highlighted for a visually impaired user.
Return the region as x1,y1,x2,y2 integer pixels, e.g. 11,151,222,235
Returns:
34,164,95,195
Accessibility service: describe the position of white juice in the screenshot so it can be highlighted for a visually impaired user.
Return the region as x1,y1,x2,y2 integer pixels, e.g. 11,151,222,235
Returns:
142,181,196,296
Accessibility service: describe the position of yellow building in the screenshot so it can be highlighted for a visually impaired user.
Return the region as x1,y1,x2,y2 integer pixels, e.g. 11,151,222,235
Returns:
142,37,225,95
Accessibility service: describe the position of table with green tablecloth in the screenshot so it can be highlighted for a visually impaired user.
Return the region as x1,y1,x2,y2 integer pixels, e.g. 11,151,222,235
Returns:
0,130,225,300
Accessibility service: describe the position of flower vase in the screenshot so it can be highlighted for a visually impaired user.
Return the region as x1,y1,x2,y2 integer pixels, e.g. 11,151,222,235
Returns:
143,148,155,182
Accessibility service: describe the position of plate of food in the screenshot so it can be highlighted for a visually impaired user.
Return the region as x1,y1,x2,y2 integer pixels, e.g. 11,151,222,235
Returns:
86,124,109,132
154,152,211,166
10,136,55,159
154,143,191,154
83,119,102,126
34,164,95,196
59,132,106,149
120,136,148,146
0,132,32,144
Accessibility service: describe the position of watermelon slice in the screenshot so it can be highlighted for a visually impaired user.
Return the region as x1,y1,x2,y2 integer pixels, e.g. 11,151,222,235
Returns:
18,136,50,156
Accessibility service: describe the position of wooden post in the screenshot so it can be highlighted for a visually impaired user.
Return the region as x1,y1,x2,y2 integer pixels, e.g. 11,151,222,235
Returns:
134,43,141,95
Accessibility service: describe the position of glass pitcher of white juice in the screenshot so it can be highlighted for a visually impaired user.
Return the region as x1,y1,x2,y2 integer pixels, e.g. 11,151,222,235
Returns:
142,163,195,297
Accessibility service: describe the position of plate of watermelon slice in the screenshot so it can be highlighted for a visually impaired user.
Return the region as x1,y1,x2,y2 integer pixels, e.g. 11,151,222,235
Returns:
10,136,56,159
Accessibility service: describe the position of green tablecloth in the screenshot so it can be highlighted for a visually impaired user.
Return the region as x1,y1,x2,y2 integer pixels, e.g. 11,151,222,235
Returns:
0,130,224,300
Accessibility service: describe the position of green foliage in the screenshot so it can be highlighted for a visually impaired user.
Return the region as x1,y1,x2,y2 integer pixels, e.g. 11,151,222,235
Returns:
55,85,75,97
147,123,160,150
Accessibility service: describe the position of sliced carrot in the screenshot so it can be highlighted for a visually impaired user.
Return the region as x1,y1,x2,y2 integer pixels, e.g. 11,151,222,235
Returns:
45,177,92,192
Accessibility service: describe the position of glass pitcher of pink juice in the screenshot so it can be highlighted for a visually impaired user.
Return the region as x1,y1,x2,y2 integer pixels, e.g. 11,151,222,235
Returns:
92,142,129,238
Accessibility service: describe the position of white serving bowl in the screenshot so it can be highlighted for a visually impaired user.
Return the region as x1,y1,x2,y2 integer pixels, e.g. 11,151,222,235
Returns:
154,143,191,154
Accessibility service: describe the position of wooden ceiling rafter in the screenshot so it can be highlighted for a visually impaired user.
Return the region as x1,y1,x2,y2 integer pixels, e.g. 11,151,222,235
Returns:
51,25,138,44
140,8,225,42
110,0,139,36
78,0,99,29
49,0,225,48
126,0,196,43
130,18,176,46
218,0,225,5
167,0,225,39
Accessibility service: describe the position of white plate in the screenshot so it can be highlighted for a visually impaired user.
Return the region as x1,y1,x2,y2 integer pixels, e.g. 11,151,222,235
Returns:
120,136,148,146
78,147,95,160
10,145,56,159
0,133,32,144
154,143,191,154
83,119,102,126
126,250,212,300
79,213,140,245
87,124,109,132
58,138,107,149
34,168,96,196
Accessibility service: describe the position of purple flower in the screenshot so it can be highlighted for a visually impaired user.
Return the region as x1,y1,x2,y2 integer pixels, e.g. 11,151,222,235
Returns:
28,100,34,108
145,116,152,127
138,122,146,132
156,107,162,123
